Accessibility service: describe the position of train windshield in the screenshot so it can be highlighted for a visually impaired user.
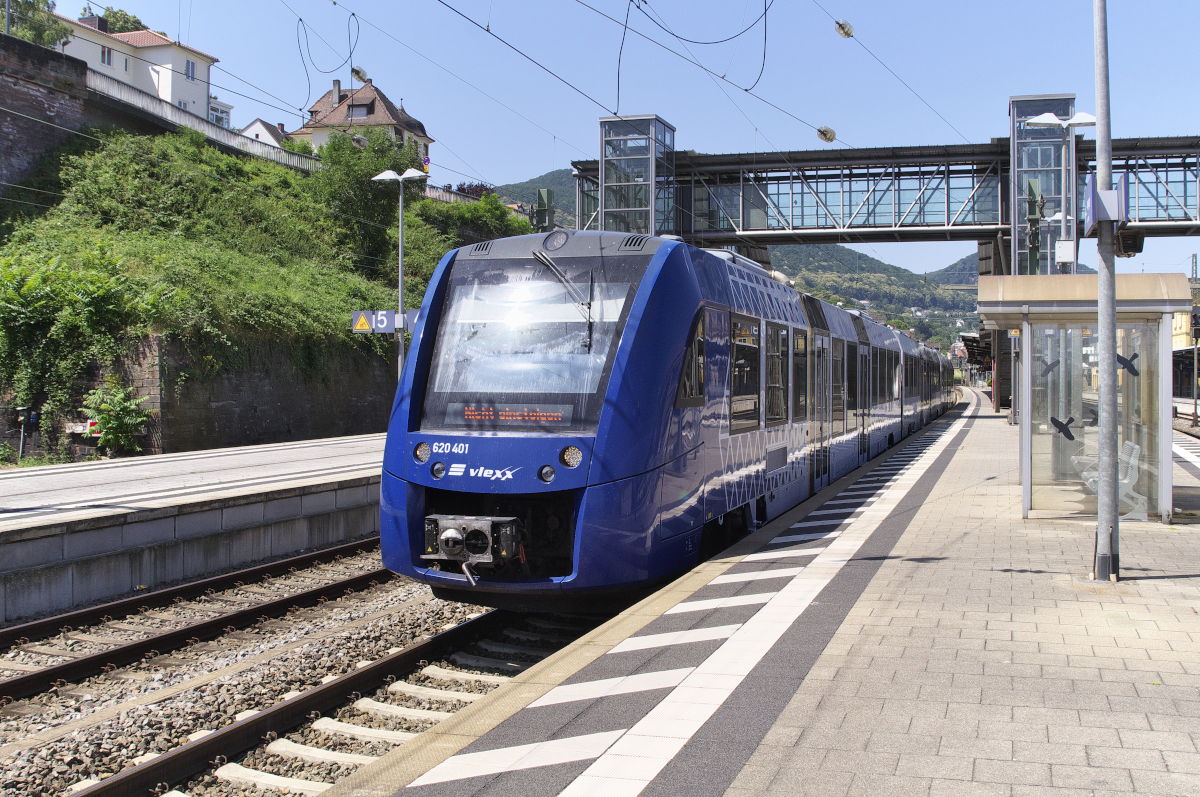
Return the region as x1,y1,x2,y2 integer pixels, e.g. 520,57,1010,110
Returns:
420,254,651,433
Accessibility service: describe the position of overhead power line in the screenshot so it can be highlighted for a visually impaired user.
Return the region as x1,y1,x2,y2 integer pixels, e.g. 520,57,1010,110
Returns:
569,0,848,146
808,0,969,144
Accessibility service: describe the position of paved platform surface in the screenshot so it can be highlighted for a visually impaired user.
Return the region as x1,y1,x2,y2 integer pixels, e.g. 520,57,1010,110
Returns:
729,394,1200,797
328,389,1200,797
0,434,385,533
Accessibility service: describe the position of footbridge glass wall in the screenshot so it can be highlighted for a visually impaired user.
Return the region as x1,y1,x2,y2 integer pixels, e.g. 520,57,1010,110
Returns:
683,162,1003,237
1030,323,1158,520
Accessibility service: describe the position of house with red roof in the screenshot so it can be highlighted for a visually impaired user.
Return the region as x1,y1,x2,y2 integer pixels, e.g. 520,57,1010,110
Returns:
54,13,230,127
288,79,433,158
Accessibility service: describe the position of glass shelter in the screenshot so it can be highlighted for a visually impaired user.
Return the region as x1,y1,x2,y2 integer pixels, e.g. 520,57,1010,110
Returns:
978,274,1190,523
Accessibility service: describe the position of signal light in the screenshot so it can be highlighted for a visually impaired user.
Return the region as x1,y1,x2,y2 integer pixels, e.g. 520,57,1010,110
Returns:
431,462,446,479
538,465,555,483
560,446,583,468
414,442,431,462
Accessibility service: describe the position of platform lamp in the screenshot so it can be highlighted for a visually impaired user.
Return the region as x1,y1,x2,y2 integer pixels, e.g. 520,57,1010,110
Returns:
372,168,429,380
1025,111,1096,274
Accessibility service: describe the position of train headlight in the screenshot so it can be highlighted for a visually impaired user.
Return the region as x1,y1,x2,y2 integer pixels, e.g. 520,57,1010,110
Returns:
559,446,583,468
431,462,446,479
538,464,556,483
414,442,431,463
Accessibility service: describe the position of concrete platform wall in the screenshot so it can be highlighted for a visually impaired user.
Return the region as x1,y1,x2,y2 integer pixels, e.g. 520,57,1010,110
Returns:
0,476,381,623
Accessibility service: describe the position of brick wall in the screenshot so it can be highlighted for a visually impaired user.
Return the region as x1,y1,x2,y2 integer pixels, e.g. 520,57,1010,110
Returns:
0,33,88,192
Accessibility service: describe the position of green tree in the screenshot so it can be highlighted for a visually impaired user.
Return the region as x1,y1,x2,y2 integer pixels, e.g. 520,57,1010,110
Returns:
308,128,424,277
9,0,72,47
281,137,313,156
81,6,147,33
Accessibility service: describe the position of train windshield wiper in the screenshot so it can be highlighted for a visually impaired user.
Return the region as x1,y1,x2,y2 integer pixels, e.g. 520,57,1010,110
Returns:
533,249,594,351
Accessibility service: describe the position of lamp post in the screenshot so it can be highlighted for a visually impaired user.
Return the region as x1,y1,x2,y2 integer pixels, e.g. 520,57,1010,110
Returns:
372,167,429,380
1092,0,1118,581
1025,111,1096,274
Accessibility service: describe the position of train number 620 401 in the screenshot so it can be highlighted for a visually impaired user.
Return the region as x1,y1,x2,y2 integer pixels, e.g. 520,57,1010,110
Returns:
431,442,469,454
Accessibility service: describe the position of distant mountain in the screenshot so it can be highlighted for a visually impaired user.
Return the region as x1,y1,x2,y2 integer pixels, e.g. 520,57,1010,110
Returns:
495,169,576,228
768,244,977,315
926,253,978,285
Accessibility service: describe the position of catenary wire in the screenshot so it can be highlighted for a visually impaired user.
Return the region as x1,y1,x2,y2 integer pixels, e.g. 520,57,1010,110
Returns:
638,0,775,45
809,0,969,144
570,0,849,145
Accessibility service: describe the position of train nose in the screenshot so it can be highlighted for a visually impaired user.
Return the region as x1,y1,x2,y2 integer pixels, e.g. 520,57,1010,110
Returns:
438,528,465,555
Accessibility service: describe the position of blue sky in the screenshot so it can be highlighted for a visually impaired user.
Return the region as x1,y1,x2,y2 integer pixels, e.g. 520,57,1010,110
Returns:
113,0,1199,275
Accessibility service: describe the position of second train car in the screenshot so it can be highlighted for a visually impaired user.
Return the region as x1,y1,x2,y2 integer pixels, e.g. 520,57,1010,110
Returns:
380,230,954,609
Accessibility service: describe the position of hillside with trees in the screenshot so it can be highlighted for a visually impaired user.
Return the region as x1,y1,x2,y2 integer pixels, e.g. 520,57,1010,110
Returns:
0,127,530,460
495,168,577,228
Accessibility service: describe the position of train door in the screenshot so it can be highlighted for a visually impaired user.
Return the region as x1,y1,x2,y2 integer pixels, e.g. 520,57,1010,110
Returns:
809,332,831,493
859,345,871,462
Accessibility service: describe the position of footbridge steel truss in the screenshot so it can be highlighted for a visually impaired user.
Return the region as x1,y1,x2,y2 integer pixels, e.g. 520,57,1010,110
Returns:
573,136,1200,248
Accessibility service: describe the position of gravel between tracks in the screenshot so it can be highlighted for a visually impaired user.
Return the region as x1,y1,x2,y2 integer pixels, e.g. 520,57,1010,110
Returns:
0,554,392,746
0,584,483,797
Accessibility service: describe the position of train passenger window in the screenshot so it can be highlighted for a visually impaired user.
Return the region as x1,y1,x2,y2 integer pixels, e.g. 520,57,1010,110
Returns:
730,315,761,434
871,347,880,407
792,330,808,421
765,323,788,427
831,339,845,435
845,343,858,431
675,311,705,407
887,350,896,402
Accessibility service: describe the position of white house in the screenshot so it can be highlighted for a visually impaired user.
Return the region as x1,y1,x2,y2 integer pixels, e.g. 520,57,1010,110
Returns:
241,119,294,148
54,13,229,125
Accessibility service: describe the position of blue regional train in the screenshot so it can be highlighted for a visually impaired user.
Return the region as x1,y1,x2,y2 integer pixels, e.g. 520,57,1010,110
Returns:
380,230,954,609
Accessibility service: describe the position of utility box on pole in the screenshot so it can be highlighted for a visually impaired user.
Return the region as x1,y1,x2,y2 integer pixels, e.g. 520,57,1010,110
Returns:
536,189,555,232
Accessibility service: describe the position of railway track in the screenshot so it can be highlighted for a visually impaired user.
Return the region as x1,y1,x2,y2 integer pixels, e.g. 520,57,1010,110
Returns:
62,610,598,796
0,538,387,703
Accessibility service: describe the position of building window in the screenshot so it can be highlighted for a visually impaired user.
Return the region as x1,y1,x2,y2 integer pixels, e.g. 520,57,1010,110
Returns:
209,105,230,128
124,57,129,72
178,100,188,111
349,104,369,118
100,46,113,66
185,60,197,81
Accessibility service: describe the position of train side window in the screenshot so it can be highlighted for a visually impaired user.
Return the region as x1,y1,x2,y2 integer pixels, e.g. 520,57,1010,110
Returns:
832,338,845,435
675,310,705,408
888,350,896,402
792,329,808,421
730,314,761,434
872,346,880,407
765,323,788,427
845,342,858,431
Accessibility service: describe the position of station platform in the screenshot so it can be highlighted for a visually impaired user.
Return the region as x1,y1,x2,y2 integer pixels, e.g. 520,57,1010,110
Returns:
0,434,386,622
328,388,1200,797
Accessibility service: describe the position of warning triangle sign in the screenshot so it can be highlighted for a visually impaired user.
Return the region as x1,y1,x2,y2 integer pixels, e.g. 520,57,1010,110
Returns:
353,313,372,332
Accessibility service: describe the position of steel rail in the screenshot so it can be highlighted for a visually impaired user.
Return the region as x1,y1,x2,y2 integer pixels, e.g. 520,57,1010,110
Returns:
0,537,382,650
0,567,395,702
72,610,508,797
